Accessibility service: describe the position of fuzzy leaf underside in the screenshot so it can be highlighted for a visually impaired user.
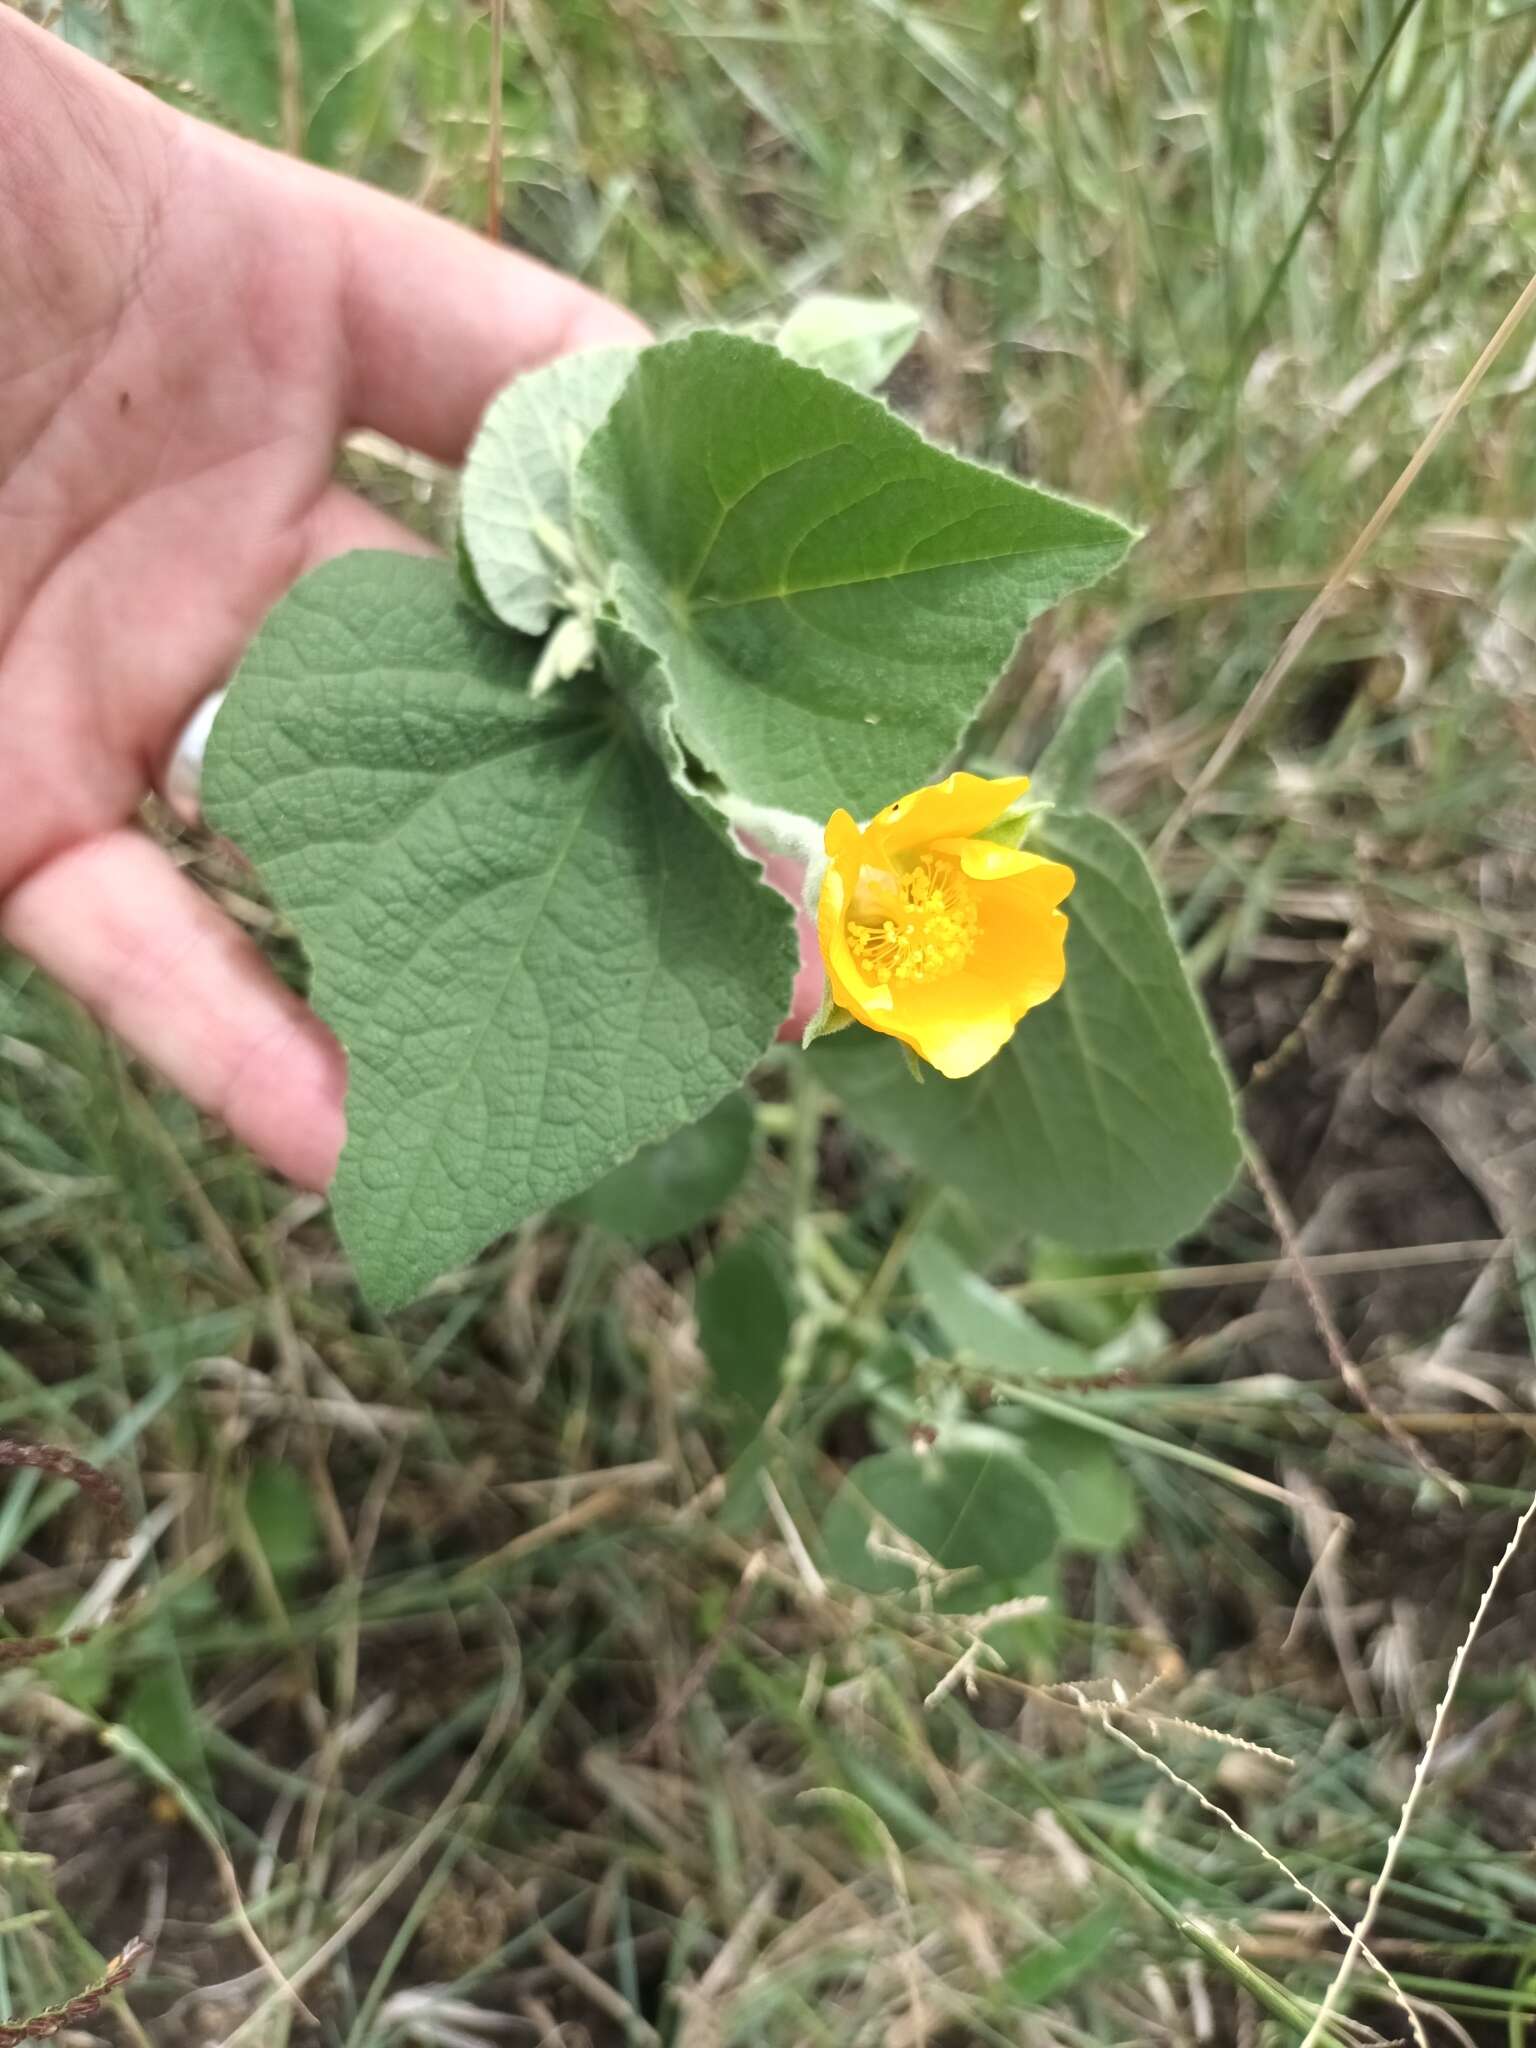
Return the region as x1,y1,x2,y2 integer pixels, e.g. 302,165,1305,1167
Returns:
774,293,922,389
460,346,640,634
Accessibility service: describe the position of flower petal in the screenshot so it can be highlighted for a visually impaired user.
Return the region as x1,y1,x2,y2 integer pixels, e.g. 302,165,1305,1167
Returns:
881,972,1017,1078
935,841,1075,901
873,771,1030,855
977,849,1075,910
972,894,1070,1024
824,808,864,862
816,775,1074,1077
817,856,895,1022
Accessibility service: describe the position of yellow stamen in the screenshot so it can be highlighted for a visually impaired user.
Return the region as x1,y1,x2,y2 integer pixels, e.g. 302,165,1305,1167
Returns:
846,854,979,986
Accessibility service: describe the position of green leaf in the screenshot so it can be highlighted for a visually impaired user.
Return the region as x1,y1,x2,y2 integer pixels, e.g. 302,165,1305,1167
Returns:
858,1335,920,1395
995,1901,1125,2009
564,1091,755,1243
775,293,922,390
120,0,407,162
204,554,796,1309
813,809,1241,1251
244,1460,322,1581
696,1231,795,1429
1033,652,1129,806
460,347,640,635
1028,1240,1161,1349
919,1189,1023,1273
578,332,1135,821
910,1238,1101,1384
822,1427,1058,1594
1007,1417,1139,1553
39,1623,112,1715
121,1661,204,1782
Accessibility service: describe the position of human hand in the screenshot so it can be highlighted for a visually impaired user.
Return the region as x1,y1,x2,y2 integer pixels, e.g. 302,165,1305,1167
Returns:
0,13,648,1188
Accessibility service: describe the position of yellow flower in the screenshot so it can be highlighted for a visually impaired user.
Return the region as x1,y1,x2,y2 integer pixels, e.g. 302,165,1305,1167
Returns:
816,772,1074,1079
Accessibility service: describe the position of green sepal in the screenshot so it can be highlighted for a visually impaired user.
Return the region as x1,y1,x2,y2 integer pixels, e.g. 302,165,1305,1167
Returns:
801,986,856,1051
977,797,1055,850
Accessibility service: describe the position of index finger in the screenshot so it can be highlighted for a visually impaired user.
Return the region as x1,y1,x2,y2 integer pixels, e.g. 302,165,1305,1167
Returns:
214,127,649,464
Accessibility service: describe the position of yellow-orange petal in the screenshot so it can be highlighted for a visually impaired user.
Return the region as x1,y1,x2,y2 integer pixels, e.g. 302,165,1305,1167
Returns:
971,896,1070,1023
816,856,895,1024
815,775,1075,1076
824,807,864,863
872,771,1029,855
969,847,1076,909
879,972,1017,1078
929,836,1032,881
931,840,1074,902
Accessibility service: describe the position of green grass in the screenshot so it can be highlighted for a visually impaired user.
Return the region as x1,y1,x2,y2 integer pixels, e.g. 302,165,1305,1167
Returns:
6,1,1536,2042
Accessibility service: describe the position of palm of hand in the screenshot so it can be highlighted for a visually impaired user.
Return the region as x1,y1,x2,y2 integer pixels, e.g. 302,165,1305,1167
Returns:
0,21,641,1186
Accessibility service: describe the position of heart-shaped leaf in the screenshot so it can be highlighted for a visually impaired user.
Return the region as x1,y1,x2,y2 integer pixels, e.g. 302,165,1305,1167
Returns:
578,332,1135,821
204,553,796,1308
822,1427,1059,1594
